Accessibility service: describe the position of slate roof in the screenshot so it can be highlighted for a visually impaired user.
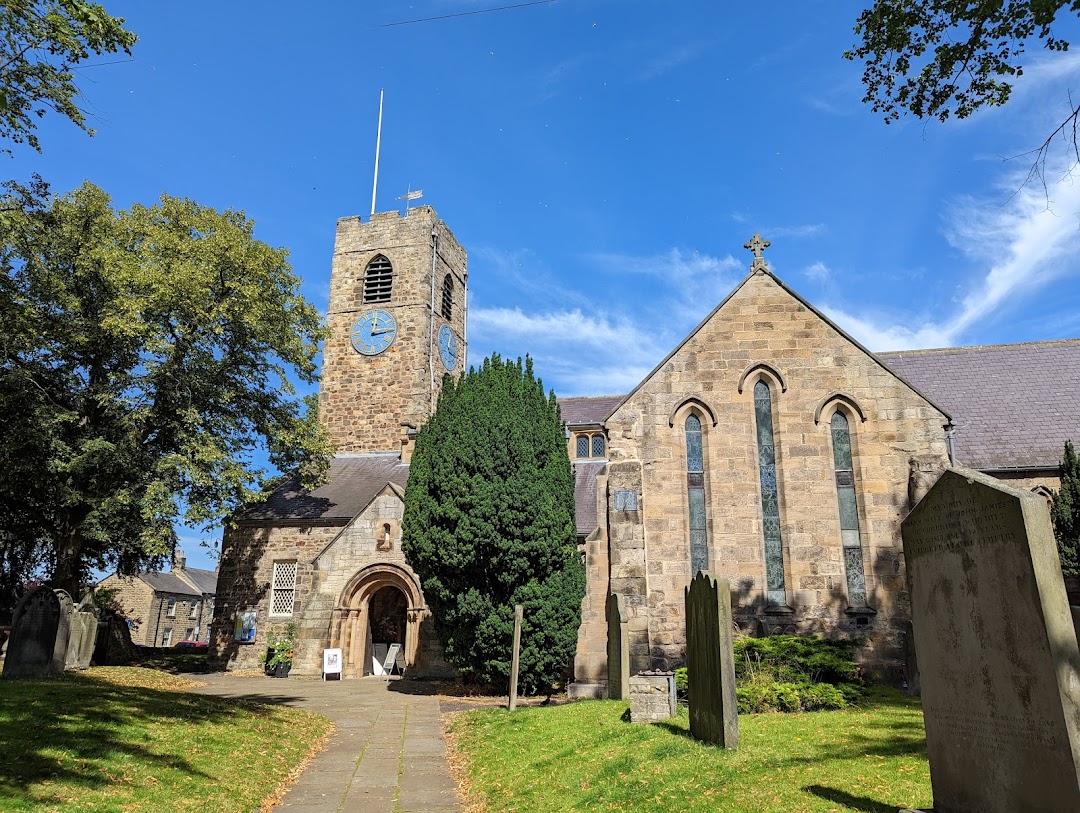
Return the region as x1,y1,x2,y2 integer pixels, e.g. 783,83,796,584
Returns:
139,570,202,596
879,340,1080,471
573,460,607,537
559,395,624,426
238,454,410,523
178,567,217,595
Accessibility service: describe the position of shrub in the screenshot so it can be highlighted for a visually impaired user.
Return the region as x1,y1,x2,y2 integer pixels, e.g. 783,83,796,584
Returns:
679,634,867,713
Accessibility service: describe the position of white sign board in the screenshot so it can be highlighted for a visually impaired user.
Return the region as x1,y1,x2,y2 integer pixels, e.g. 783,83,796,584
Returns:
322,647,342,681
382,643,402,675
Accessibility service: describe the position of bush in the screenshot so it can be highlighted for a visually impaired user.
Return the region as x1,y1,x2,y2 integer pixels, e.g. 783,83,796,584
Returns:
679,634,867,713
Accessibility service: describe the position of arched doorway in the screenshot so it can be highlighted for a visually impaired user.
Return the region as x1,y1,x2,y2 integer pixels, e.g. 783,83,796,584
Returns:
332,563,425,678
369,585,407,673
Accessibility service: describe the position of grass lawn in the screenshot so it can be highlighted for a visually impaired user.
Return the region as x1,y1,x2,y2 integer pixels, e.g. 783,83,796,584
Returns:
0,667,333,812
449,688,932,813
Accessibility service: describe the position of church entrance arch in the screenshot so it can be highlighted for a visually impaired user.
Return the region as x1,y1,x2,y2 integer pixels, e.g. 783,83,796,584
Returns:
333,564,424,678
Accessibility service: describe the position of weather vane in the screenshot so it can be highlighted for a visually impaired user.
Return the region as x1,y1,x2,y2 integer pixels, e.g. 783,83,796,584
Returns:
397,184,423,216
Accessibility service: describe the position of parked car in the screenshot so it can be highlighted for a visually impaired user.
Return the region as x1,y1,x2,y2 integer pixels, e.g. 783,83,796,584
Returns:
173,640,208,650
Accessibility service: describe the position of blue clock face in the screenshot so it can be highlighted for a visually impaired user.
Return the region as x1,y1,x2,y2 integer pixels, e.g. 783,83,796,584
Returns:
437,324,457,370
351,309,397,355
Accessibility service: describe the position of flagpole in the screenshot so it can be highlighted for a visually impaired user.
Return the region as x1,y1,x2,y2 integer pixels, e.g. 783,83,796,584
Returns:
371,89,384,217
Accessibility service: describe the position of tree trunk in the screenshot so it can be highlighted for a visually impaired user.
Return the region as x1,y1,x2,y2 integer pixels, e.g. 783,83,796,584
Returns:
53,522,85,598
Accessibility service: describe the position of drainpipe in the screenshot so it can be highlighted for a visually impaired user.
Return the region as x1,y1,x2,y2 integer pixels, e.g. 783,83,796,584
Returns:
429,228,439,414
945,423,956,466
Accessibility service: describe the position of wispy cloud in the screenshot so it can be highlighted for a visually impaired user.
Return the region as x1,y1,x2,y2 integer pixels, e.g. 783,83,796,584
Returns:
638,43,707,81
823,160,1080,351
804,261,831,283
767,223,825,238
467,306,663,395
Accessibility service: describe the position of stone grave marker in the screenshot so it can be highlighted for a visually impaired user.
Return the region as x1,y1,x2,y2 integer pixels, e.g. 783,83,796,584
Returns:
65,590,99,670
2,586,64,679
629,671,676,722
606,593,629,700
53,590,74,671
901,467,1080,812
685,571,739,748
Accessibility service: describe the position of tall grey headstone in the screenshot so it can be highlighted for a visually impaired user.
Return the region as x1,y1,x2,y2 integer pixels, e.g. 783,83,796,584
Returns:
606,593,630,701
901,467,1080,812
65,591,99,670
2,586,63,679
52,590,73,672
685,571,738,749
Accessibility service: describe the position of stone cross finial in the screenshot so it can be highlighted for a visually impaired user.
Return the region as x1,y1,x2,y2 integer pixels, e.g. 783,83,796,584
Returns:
744,233,771,272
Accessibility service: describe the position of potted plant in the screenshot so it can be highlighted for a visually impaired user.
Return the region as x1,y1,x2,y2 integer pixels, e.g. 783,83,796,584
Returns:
264,623,295,677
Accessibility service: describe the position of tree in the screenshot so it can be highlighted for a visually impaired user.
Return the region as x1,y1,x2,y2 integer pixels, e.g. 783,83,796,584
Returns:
401,355,585,694
0,180,333,598
1,1,136,154
1053,440,1080,578
846,1,1080,182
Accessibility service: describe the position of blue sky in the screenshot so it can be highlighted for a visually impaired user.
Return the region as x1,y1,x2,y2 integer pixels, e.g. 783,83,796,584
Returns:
13,1,1080,570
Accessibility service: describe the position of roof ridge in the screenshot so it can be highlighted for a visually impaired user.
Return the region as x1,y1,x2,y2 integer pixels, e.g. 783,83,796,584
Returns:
879,338,1080,356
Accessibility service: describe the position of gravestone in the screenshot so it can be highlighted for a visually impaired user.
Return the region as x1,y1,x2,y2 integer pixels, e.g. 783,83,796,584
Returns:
685,571,739,749
65,591,99,670
901,467,1080,812
606,593,630,700
629,672,677,722
93,608,137,666
52,590,74,672
2,586,64,679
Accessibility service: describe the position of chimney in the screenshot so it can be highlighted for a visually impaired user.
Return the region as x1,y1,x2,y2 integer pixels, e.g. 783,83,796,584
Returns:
173,549,186,571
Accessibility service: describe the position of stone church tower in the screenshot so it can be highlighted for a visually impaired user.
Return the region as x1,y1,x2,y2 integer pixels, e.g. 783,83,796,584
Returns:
211,207,467,679
321,206,468,454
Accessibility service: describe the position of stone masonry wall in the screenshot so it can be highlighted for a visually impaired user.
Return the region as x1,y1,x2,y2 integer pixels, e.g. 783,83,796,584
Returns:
320,207,468,454
601,270,951,673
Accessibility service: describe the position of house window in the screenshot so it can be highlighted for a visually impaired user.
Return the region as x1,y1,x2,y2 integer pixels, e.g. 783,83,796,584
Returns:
441,274,454,320
162,629,173,647
270,561,297,617
362,255,393,303
189,601,199,619
831,411,867,607
166,597,176,618
574,433,607,459
754,380,787,607
185,628,195,641
685,414,709,576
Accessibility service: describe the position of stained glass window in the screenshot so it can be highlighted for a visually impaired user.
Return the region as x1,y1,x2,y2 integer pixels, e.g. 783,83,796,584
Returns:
754,380,787,607
685,414,709,576
831,411,867,607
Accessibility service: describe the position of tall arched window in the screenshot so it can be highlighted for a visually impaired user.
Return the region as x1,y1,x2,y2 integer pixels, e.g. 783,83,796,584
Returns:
754,380,787,607
441,274,454,320
831,411,867,607
685,414,709,576
363,255,393,303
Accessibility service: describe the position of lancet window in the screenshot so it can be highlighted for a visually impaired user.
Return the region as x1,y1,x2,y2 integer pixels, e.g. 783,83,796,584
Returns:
831,411,867,607
685,414,709,576
754,380,787,607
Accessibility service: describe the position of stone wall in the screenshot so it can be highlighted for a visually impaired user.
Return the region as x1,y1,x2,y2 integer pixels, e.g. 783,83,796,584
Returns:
98,575,154,645
597,270,951,673
320,207,468,454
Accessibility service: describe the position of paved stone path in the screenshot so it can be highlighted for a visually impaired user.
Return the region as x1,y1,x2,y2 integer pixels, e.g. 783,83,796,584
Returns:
192,674,461,812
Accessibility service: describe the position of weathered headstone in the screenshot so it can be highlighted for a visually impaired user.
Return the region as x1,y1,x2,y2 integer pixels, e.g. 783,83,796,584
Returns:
508,604,523,711
606,593,630,700
93,608,137,666
2,586,64,679
65,591,99,670
52,590,73,671
901,467,1080,812
629,671,676,722
685,571,739,748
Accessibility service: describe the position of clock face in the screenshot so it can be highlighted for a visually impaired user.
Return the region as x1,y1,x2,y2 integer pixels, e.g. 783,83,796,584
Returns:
437,324,458,371
351,309,397,355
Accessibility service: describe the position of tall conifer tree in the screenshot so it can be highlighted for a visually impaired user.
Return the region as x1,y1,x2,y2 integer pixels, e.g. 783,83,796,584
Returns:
402,354,584,693
1053,440,1080,578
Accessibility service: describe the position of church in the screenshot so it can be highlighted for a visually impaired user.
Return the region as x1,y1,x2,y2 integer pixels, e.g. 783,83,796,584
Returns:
209,206,1079,693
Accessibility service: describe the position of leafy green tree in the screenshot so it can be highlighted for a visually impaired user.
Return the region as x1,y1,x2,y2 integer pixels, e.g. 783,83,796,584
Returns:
402,354,584,694
1053,440,1080,578
0,180,332,598
846,1,1080,174
1,1,137,154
